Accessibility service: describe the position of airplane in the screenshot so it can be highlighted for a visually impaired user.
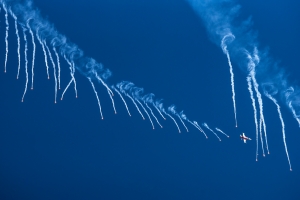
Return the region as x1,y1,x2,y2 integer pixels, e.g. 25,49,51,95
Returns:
240,133,251,143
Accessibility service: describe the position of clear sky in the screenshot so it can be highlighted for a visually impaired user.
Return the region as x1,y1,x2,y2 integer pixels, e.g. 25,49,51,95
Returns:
0,0,300,199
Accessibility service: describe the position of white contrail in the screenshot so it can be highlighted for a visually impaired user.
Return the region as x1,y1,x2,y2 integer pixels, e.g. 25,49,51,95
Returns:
70,62,78,98
176,114,189,132
125,93,145,120
187,119,207,138
180,112,206,137
61,56,77,100
21,27,28,102
36,29,49,79
112,86,131,116
246,49,269,155
153,104,166,120
95,74,114,96
215,128,229,138
10,10,21,79
88,78,103,120
44,40,58,103
285,87,300,127
26,19,36,90
145,103,163,128
3,3,9,73
221,34,238,128
247,76,259,161
136,99,155,129
265,93,292,171
203,123,221,141
288,102,300,127
53,47,61,89
95,74,116,114
193,121,207,137
162,110,181,133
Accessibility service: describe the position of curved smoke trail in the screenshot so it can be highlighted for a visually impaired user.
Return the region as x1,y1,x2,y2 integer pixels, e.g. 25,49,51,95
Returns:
186,0,300,126
0,0,213,135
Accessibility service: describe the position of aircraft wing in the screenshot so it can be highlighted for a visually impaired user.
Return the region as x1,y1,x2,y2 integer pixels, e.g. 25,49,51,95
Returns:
243,139,247,143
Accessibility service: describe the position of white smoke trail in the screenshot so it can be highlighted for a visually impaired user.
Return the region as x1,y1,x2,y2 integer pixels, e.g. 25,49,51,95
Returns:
53,47,61,89
153,104,166,120
203,123,221,141
95,74,113,96
61,56,77,100
215,128,229,138
246,50,269,155
285,87,300,127
265,93,292,171
193,121,208,138
126,94,145,120
26,19,36,90
3,3,9,73
136,99,155,129
168,106,188,132
247,76,259,161
88,78,103,120
21,26,28,102
112,86,131,116
95,74,116,114
188,120,207,138
44,40,58,103
180,111,207,137
36,29,49,79
288,102,300,127
145,103,163,128
221,34,237,128
10,10,21,79
162,110,181,133
71,62,78,98
177,115,188,132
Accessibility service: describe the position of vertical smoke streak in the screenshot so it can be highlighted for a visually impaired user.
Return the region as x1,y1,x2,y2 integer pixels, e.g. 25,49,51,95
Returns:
112,86,131,116
203,123,221,141
26,19,36,90
21,26,28,102
44,40,58,103
247,76,259,161
288,102,300,127
53,47,61,89
265,93,292,171
246,49,269,155
145,103,163,128
61,56,77,100
88,78,103,119
3,3,9,73
36,28,49,79
136,99,155,129
126,94,145,120
168,106,189,132
285,87,300,127
162,110,181,133
177,115,188,132
95,74,113,96
221,34,237,127
95,74,116,114
153,104,166,120
71,62,78,98
10,10,21,79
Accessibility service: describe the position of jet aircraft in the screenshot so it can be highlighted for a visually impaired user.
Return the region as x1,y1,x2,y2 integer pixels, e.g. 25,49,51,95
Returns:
240,133,251,143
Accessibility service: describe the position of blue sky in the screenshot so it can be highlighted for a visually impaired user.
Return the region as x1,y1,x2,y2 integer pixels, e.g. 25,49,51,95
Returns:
0,0,300,199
